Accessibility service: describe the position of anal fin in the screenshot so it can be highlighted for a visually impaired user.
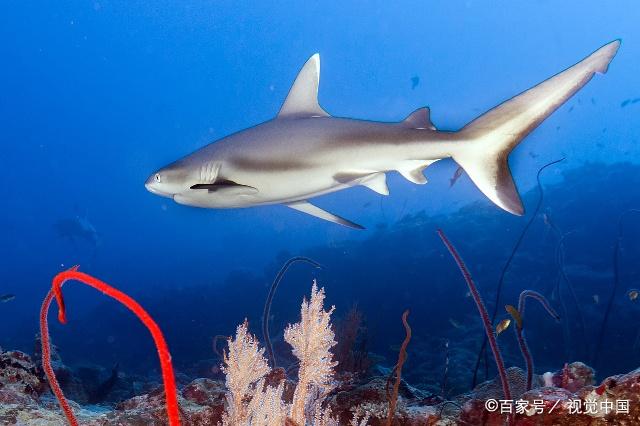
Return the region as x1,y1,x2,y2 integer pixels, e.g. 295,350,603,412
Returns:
286,200,364,229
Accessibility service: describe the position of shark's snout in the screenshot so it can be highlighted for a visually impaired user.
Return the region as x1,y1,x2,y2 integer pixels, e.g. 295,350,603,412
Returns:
145,173,174,198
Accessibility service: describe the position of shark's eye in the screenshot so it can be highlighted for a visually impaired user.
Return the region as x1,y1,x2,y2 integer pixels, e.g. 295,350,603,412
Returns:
154,173,161,183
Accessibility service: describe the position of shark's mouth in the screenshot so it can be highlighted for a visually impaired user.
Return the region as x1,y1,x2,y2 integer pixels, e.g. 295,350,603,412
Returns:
144,184,173,198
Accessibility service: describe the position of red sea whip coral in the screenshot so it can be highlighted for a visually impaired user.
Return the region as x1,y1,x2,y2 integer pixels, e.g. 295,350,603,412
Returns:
39,266,180,426
513,290,560,391
437,229,513,421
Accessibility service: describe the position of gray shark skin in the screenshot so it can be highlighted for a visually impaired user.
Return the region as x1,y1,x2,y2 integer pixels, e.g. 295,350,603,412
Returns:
54,215,100,246
146,41,620,229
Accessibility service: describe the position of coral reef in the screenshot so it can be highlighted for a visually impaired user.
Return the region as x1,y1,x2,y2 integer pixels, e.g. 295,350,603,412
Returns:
4,343,640,425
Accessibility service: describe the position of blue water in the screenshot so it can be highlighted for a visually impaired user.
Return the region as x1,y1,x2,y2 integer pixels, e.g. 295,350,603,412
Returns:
1,0,639,398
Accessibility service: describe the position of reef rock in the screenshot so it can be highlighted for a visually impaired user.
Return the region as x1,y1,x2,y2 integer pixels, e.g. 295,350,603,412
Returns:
0,350,46,405
2,346,640,426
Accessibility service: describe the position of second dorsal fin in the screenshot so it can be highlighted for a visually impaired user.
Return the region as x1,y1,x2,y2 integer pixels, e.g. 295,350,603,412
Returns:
278,54,329,119
401,107,436,130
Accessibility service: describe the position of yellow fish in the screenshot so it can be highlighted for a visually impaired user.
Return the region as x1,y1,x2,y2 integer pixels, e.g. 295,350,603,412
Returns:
628,289,639,302
496,318,511,336
505,304,522,329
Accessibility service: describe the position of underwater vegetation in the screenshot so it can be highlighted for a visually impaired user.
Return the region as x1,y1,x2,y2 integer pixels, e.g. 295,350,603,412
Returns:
2,162,639,425
40,267,179,426
262,256,323,369
438,229,513,423
509,290,560,392
384,310,410,426
473,158,564,388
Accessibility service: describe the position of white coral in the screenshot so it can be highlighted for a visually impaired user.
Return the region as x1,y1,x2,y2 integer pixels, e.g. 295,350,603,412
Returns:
221,320,270,425
220,283,339,426
245,379,289,425
285,281,338,425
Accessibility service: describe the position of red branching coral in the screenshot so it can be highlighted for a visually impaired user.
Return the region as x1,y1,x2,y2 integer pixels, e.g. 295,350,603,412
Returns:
437,229,513,423
39,266,181,426
514,290,560,390
385,309,411,426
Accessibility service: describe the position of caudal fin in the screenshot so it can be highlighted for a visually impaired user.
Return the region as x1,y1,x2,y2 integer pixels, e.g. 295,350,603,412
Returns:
453,40,620,215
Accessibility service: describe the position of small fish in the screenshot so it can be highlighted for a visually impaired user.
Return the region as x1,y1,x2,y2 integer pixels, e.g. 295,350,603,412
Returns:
0,294,15,303
449,166,464,188
621,99,631,107
628,289,639,301
505,304,522,329
449,318,463,329
496,318,511,335
411,75,420,90
593,294,600,304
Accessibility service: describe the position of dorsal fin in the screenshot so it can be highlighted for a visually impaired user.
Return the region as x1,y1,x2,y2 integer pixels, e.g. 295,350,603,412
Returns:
278,54,329,119
401,107,435,130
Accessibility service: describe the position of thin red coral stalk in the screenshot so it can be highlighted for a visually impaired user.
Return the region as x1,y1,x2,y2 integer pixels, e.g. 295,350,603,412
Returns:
385,309,411,426
437,229,513,421
39,266,181,426
516,290,560,390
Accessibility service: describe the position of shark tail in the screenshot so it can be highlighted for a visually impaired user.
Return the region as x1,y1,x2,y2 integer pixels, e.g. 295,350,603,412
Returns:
452,40,620,215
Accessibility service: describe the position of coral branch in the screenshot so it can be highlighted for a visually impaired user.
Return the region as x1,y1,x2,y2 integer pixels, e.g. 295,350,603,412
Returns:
473,158,564,387
437,229,512,422
518,290,560,322
514,290,560,390
222,320,271,425
40,289,78,426
594,209,640,368
385,309,411,426
262,256,322,368
40,266,180,426
285,282,337,424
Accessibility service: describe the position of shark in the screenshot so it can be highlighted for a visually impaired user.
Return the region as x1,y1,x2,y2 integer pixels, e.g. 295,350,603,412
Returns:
145,40,620,229
54,215,100,247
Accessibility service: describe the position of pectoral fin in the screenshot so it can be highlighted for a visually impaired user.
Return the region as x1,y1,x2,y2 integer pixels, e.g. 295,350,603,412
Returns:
286,200,364,229
191,181,258,195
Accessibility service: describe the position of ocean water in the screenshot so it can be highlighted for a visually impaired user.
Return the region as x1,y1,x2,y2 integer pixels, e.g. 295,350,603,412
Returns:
1,0,640,423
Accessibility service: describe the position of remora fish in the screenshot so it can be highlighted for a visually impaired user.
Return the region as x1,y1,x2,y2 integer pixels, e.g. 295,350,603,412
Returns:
145,41,620,229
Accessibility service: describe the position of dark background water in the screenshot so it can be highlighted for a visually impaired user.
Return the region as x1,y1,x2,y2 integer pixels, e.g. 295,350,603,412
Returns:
1,0,639,397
